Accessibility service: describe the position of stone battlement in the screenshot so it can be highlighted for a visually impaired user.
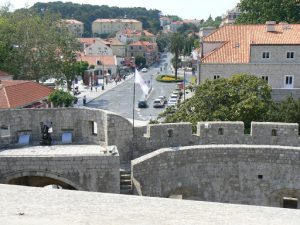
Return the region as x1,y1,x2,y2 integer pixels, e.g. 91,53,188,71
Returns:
1,108,300,162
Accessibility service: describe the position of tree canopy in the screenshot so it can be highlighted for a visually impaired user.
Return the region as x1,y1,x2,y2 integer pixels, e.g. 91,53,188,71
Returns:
30,2,162,35
169,33,184,79
0,7,87,89
162,74,272,131
237,0,300,24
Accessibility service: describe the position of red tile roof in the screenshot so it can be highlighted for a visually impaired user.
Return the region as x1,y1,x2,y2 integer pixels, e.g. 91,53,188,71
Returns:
78,55,117,66
202,24,300,64
129,41,157,52
78,38,110,46
93,19,140,23
119,29,155,37
0,80,53,109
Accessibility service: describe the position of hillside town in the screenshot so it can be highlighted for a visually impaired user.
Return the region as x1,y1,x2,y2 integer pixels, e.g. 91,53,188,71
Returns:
1,0,300,224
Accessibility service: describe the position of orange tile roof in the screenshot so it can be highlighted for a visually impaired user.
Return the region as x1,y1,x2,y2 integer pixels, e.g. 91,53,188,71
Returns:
129,41,157,52
78,38,110,46
0,80,53,109
78,55,116,66
202,24,300,64
94,19,140,23
63,19,83,25
129,41,157,47
120,29,155,37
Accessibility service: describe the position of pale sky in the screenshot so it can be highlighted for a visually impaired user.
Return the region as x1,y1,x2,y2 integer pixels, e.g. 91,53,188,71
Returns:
5,0,240,20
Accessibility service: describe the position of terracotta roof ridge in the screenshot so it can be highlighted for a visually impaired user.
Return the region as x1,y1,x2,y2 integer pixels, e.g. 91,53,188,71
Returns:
5,80,30,87
202,41,229,61
2,86,10,108
203,26,224,40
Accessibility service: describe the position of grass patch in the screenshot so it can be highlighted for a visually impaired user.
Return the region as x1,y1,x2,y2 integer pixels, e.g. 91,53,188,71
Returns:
156,75,183,83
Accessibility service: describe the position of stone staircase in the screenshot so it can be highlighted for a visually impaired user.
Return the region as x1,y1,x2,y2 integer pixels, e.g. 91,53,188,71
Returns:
120,170,132,194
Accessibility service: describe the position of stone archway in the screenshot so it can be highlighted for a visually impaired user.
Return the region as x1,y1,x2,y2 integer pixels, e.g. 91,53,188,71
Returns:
4,171,84,191
8,176,76,190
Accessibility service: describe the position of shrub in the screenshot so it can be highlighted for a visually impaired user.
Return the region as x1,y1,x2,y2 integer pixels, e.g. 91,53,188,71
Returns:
48,90,75,107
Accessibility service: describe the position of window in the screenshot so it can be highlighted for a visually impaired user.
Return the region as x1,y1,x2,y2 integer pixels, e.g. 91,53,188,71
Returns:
262,76,269,83
258,175,263,179
92,121,98,135
287,52,295,59
285,75,294,88
90,121,98,135
167,129,174,137
0,125,10,137
131,46,133,50
271,129,277,136
262,52,270,59
218,128,224,135
213,75,220,80
139,46,142,50
283,197,298,209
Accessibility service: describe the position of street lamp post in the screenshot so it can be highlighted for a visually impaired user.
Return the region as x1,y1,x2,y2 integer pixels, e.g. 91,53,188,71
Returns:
183,66,186,101
102,60,105,90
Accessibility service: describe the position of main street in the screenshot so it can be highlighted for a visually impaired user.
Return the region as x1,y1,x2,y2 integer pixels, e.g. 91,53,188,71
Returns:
87,53,188,121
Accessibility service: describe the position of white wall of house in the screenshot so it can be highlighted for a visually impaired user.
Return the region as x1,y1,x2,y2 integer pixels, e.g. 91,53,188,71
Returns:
84,41,113,56
200,63,300,89
250,45,300,64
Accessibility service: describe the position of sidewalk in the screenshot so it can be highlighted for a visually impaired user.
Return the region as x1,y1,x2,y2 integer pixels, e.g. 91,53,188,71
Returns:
74,73,134,107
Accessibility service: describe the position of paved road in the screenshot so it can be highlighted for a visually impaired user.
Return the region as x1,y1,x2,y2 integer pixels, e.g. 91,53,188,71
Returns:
87,53,190,121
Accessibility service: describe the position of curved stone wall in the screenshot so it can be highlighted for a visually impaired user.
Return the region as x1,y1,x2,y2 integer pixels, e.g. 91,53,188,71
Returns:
132,145,300,208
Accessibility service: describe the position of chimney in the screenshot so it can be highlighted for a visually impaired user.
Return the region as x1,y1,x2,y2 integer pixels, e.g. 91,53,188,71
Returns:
266,21,276,32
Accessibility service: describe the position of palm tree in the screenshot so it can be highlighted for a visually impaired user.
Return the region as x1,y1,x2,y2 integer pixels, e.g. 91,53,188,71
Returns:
170,33,184,79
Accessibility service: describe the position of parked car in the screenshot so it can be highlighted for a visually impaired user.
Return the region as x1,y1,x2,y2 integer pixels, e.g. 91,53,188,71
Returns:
158,96,168,104
153,99,165,108
138,100,148,108
167,98,177,107
141,68,148,72
170,93,179,100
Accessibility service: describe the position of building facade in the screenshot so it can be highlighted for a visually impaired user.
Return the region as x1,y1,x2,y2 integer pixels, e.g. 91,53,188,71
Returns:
220,6,241,27
127,41,158,66
116,29,156,44
79,38,113,56
199,22,300,100
62,19,84,37
92,19,142,36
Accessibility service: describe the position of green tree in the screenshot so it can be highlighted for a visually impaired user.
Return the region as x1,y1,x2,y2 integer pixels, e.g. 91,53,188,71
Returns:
0,9,68,81
48,89,75,107
267,97,300,125
237,0,300,24
31,2,162,36
135,55,146,68
169,33,184,79
163,74,272,131
156,32,171,52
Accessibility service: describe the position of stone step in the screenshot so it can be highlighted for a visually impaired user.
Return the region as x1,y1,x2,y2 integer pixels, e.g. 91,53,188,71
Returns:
120,179,132,185
120,170,132,194
120,184,132,190
120,189,132,195
120,174,131,179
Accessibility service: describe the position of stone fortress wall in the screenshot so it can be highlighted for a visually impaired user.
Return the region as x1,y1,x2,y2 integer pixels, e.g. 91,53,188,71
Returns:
1,108,300,208
0,148,120,193
1,109,300,162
